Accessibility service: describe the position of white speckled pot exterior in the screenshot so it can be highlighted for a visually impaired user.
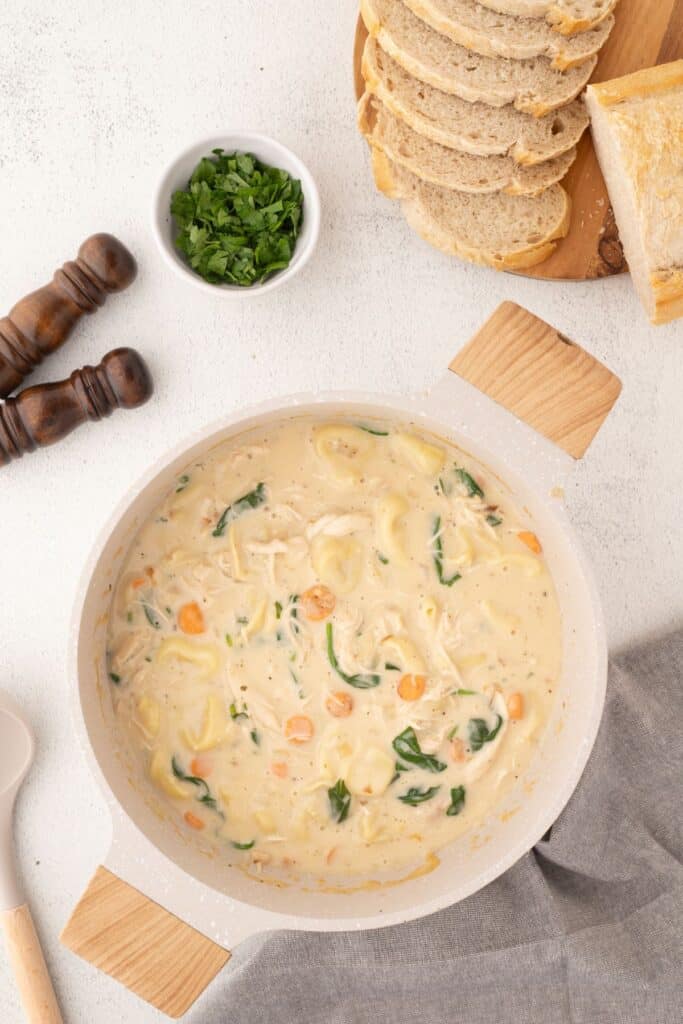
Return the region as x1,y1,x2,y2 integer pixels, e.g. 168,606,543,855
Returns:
69,371,606,950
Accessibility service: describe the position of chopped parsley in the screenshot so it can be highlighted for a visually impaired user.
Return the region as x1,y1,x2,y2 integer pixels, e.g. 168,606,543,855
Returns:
171,149,304,287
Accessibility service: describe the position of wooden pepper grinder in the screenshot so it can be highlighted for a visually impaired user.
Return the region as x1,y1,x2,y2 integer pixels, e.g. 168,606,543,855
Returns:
0,234,137,398
0,348,153,467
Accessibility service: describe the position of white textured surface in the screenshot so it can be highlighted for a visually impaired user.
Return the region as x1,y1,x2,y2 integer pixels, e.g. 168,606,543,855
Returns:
0,1,681,1021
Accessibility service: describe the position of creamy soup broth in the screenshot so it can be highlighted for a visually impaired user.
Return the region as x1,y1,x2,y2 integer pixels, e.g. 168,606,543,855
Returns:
107,417,562,879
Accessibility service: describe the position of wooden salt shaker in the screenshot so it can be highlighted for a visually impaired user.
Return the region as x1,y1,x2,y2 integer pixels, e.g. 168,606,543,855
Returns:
0,349,153,467
0,234,137,398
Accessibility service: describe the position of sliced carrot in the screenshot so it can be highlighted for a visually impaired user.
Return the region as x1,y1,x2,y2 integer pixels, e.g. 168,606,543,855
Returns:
190,755,212,778
178,601,205,635
326,691,354,717
284,715,314,744
450,737,466,763
131,576,147,590
271,762,288,778
450,741,466,765
518,531,542,555
301,584,336,621
184,811,205,830
507,692,525,720
397,674,427,702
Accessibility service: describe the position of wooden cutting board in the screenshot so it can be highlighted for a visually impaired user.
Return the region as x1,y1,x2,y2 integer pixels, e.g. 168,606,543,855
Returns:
353,0,683,281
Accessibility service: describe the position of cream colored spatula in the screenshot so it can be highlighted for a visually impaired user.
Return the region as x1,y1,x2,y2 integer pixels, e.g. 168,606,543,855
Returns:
0,690,63,1023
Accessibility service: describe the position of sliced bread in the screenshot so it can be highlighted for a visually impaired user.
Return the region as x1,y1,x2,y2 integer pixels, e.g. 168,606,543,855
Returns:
359,92,576,194
362,38,589,165
360,0,597,116
402,0,614,70
586,62,683,325
372,149,570,268
474,0,618,34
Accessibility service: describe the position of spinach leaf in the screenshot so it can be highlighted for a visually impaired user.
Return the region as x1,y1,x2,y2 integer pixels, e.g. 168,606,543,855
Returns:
275,601,283,619
385,662,401,671
108,671,121,684
398,785,441,806
171,756,223,816
143,603,162,629
392,727,446,774
358,424,389,436
446,785,466,816
326,623,380,689
455,467,484,499
229,702,249,721
328,779,351,823
213,482,266,537
486,513,502,527
171,149,304,288
288,594,300,634
390,761,410,785
377,552,389,565
175,474,190,493
231,839,255,850
250,728,260,745
431,516,461,587
468,715,503,753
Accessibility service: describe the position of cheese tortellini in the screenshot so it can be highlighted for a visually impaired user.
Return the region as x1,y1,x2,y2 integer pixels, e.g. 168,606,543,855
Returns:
311,535,363,593
313,424,373,483
375,493,409,565
391,431,445,476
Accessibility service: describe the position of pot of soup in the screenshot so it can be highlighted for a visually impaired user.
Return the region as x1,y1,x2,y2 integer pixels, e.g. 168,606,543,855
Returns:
61,303,621,1018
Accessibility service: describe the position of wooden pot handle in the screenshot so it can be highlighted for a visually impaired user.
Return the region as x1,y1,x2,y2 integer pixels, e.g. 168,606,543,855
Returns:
450,302,622,459
2,903,63,1024
0,233,137,398
0,348,153,467
61,866,230,1018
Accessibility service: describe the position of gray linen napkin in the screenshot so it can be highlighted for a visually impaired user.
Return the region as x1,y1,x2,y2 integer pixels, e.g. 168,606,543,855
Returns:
189,631,683,1024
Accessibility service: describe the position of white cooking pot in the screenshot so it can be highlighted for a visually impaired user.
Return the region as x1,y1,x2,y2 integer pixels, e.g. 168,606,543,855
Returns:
61,302,621,1018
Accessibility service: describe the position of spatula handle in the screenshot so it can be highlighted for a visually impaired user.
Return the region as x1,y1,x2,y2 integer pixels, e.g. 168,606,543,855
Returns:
0,233,137,398
0,347,153,467
2,903,63,1024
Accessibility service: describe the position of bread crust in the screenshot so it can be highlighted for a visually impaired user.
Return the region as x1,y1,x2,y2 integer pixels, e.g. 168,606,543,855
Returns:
650,270,683,326
475,0,619,35
359,0,597,116
371,149,571,269
586,62,683,325
358,92,576,195
361,38,589,166
588,60,683,107
402,0,613,71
